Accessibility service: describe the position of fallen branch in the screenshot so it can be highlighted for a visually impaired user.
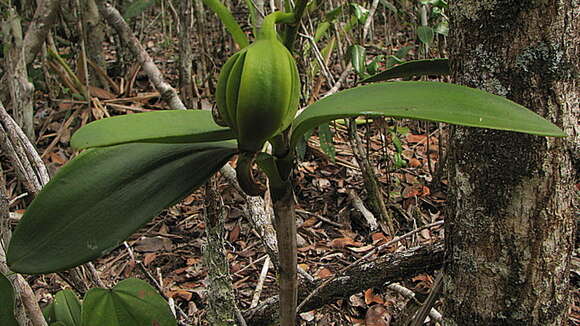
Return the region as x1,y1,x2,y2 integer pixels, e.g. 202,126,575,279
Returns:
244,241,444,325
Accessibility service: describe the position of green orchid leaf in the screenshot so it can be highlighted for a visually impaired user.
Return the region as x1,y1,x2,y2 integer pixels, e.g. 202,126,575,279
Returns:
360,58,449,83
81,278,176,326
348,45,367,77
44,302,56,323
53,289,82,326
0,273,18,326
417,26,434,45
201,0,249,48
290,81,566,148
71,110,235,150
7,141,237,274
318,123,336,162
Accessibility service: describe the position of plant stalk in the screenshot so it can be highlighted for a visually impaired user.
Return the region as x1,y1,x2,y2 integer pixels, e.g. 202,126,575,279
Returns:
282,0,308,50
264,4,308,323
271,179,297,326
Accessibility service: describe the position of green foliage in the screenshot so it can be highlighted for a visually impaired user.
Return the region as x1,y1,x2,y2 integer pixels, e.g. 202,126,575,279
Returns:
82,278,176,326
7,141,236,273
290,81,565,148
44,279,175,326
50,290,82,326
360,58,449,83
349,3,369,24
201,0,249,48
348,44,367,78
389,127,408,169
295,129,313,161
417,25,435,45
318,123,336,162
123,0,156,19
70,110,235,149
0,273,18,326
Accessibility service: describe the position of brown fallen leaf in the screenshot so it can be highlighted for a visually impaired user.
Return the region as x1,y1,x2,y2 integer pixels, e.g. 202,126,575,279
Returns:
316,268,333,279
301,216,318,228
364,288,384,305
329,237,363,248
406,133,427,143
409,157,422,168
143,253,157,266
228,223,241,243
365,304,391,326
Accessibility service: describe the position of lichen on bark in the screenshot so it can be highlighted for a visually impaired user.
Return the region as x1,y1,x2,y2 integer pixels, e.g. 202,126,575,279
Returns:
445,0,577,325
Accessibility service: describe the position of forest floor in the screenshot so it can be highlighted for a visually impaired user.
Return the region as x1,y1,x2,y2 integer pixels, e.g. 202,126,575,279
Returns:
2,8,578,326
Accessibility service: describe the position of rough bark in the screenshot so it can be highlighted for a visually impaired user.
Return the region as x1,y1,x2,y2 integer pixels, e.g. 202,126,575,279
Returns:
23,0,60,66
82,0,108,89
445,1,578,325
244,241,444,325
4,8,36,141
203,176,239,326
178,0,195,109
0,0,59,105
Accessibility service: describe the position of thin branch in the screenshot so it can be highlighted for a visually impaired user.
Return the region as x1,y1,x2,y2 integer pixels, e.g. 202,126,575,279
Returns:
99,3,186,110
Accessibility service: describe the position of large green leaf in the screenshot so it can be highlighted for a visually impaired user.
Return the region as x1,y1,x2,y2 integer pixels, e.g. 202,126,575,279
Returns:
70,110,235,150
0,273,18,326
360,58,449,83
53,289,82,326
7,141,237,274
290,81,565,148
82,278,176,326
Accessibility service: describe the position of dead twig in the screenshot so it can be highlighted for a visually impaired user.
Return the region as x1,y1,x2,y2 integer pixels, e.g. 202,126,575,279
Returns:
99,3,186,110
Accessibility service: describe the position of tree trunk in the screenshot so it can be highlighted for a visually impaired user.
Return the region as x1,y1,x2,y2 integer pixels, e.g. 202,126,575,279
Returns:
178,0,195,109
82,0,108,89
445,1,578,325
203,176,239,326
4,8,35,141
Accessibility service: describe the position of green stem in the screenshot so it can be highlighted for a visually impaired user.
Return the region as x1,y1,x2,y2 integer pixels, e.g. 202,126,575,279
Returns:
283,0,308,50
259,5,307,325
235,151,265,196
257,11,295,40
